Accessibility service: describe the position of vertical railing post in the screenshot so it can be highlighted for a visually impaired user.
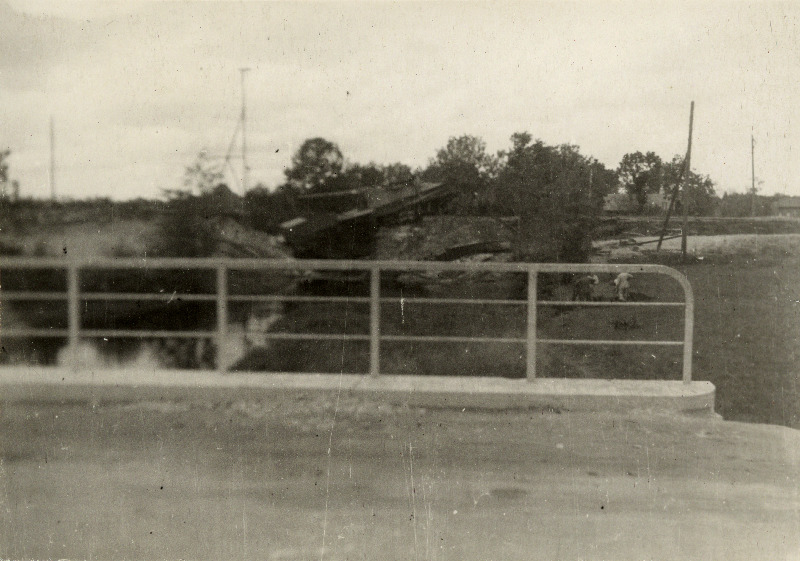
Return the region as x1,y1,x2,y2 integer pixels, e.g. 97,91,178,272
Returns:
216,264,228,373
67,262,80,370
526,268,538,381
682,281,694,384
369,266,380,376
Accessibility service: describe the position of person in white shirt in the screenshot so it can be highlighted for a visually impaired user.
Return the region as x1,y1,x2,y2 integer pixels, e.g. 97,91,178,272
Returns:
613,272,633,301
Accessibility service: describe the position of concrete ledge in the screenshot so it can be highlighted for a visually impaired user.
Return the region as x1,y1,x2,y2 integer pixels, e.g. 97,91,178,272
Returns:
0,366,715,415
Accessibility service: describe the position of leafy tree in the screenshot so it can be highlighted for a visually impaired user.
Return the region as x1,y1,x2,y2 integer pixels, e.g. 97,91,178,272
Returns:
587,158,620,200
662,155,717,216
345,163,385,188
311,173,359,194
284,137,345,192
335,162,415,191
717,192,775,217
327,161,416,191
244,184,300,234
380,162,414,185
0,149,18,201
153,152,240,257
493,133,608,262
183,149,224,194
684,174,717,216
155,183,243,258
617,151,663,212
0,149,9,184
422,135,498,213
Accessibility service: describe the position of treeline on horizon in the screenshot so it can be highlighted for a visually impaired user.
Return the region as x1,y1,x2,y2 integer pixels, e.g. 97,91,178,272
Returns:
3,133,782,214
0,134,792,261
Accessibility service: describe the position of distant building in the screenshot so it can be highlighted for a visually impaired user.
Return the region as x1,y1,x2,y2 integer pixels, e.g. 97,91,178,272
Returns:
647,191,671,212
772,196,800,218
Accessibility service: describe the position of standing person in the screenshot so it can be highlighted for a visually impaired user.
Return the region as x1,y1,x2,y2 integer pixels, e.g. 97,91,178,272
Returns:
613,272,633,301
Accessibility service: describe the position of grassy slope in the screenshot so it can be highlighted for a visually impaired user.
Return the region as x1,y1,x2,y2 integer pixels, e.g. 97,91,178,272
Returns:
543,254,800,428
685,257,800,427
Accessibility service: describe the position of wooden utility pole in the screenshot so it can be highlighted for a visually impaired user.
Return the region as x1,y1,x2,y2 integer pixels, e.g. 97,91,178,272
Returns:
240,67,250,194
655,158,686,252
680,101,694,261
750,132,756,216
50,116,56,201
658,102,694,254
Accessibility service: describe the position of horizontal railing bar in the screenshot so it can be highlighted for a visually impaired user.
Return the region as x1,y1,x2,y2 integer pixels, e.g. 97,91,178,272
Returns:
0,291,67,300
538,301,685,307
0,260,70,269
0,256,694,279
380,297,526,305
0,329,70,337
80,330,215,339
257,333,371,341
6,294,681,307
381,335,526,344
538,338,684,346
80,292,218,302
228,295,370,303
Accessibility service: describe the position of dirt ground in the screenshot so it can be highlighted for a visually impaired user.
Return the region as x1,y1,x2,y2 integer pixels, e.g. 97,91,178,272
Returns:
1,397,798,561
0,218,157,258
595,233,800,262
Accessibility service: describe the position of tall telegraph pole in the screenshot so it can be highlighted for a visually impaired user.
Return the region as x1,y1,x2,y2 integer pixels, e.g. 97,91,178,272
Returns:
656,102,696,254
681,101,694,261
240,67,251,194
50,116,56,201
751,132,756,216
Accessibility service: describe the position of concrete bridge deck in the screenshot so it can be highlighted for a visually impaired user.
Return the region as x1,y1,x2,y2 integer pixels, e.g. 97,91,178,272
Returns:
1,380,797,561
0,366,715,414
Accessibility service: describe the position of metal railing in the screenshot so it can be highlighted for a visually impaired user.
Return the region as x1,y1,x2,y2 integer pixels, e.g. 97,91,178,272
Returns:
0,257,694,383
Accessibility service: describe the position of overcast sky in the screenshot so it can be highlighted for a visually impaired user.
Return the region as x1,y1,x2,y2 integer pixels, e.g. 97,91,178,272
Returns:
2,1,799,200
